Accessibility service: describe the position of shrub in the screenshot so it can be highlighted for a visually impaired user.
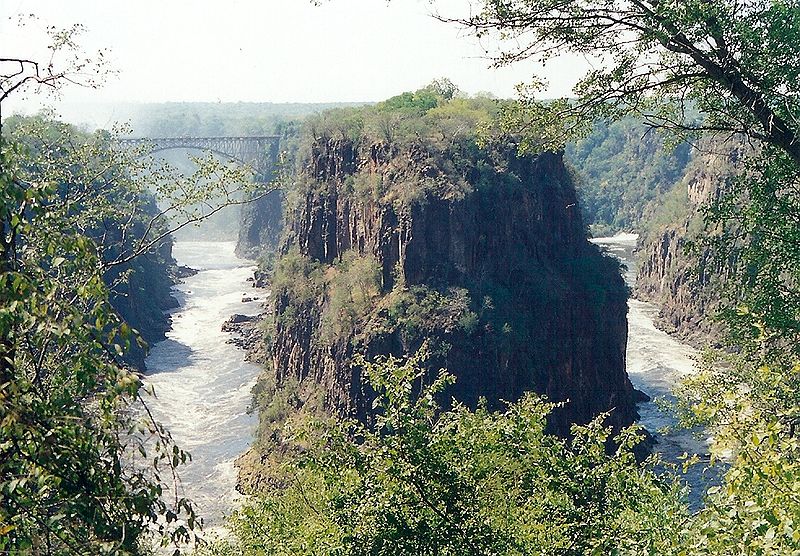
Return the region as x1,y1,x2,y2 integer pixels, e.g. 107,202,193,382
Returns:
322,252,382,341
205,351,686,556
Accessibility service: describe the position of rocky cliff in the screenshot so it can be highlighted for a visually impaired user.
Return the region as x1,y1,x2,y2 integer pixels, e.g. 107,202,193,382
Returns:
635,141,745,346
105,235,180,370
260,136,636,428
636,226,720,346
237,190,284,259
237,93,642,490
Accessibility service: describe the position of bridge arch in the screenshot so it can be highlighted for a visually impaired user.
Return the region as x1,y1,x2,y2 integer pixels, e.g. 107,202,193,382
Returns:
119,136,281,182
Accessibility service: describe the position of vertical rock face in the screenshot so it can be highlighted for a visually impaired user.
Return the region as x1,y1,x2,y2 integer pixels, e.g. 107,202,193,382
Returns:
636,227,720,345
106,237,179,370
237,190,284,259
264,136,638,436
635,141,744,346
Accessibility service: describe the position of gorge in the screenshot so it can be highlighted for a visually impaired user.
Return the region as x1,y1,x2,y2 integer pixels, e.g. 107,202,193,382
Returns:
143,242,264,525
136,98,726,523
137,94,710,508
141,230,703,523
4,0,796,550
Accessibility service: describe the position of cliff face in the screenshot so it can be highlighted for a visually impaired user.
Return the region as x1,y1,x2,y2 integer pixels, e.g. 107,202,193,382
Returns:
237,190,284,259
636,227,721,346
106,237,179,370
635,142,744,346
261,136,637,439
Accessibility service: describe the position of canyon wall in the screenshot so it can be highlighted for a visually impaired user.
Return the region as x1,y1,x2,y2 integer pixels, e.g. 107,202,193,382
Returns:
635,142,744,346
106,237,179,370
237,190,284,259
255,134,638,441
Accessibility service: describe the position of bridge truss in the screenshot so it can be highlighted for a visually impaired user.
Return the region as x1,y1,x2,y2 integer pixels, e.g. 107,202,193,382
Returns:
119,135,281,182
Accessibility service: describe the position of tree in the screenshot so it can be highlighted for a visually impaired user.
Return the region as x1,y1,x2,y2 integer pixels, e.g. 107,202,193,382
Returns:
0,125,202,554
204,351,686,556
0,19,276,554
0,16,112,136
441,0,799,160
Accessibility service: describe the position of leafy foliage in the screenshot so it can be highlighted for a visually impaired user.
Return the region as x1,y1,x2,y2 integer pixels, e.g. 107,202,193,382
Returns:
323,252,382,341
205,352,686,556
673,343,800,554
702,148,800,358
0,133,199,553
452,1,800,163
375,285,479,345
302,81,500,153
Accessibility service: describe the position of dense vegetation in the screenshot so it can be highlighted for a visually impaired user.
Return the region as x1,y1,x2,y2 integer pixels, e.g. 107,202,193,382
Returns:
4,1,800,554
2,115,182,368
465,1,800,554
0,117,200,553
206,354,686,556
1,30,255,550
564,118,693,235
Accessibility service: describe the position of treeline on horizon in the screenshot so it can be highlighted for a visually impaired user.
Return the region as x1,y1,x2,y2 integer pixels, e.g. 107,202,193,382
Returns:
118,96,697,237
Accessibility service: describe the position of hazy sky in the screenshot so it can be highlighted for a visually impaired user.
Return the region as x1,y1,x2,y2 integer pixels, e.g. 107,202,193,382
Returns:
2,0,589,113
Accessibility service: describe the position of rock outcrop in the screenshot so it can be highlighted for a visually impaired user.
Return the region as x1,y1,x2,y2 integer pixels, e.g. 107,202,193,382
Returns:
106,237,180,370
256,134,638,439
237,190,284,259
635,141,745,346
636,227,720,346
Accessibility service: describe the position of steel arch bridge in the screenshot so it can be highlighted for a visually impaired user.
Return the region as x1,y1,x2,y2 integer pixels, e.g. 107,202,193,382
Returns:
118,135,281,182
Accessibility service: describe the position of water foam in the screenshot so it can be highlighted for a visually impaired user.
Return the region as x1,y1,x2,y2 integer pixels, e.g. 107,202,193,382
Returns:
143,241,263,526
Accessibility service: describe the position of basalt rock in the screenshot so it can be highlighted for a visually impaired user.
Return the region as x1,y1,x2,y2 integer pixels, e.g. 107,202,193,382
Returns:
106,236,179,370
256,135,638,441
635,140,746,347
237,189,284,259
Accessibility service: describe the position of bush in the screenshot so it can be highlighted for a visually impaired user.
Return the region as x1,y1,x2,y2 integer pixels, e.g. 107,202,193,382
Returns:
270,248,325,303
204,351,686,556
380,285,478,345
322,252,382,341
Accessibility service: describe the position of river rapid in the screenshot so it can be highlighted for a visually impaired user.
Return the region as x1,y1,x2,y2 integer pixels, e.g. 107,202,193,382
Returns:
593,234,710,499
143,241,263,526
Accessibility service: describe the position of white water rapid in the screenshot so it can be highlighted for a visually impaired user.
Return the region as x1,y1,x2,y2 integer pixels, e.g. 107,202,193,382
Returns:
143,241,263,526
593,234,710,500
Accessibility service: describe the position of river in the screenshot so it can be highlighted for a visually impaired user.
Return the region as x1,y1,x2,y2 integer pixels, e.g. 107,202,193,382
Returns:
593,234,709,499
143,241,263,526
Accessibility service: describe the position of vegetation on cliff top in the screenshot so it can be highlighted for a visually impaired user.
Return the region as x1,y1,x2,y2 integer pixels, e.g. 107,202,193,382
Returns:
289,82,551,206
302,79,493,146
